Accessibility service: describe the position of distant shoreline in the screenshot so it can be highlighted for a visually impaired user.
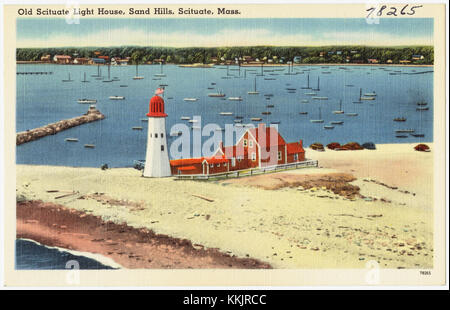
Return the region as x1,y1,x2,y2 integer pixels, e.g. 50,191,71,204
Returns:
16,61,434,68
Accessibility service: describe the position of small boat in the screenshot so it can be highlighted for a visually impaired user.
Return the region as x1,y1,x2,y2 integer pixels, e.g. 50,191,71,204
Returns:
184,98,199,102
62,73,73,82
264,94,274,97
211,82,216,85
417,101,428,106
393,117,406,122
188,119,198,123
301,74,311,89
286,88,297,91
261,111,271,115
395,129,415,133
396,135,408,138
81,73,89,83
364,91,377,97
333,100,344,114
234,119,242,123
346,112,358,116
119,85,128,87
207,87,214,90
312,77,320,91
305,92,316,96
270,121,281,124
208,90,226,97
132,127,143,130
220,112,233,116
228,97,243,101
301,99,309,103
353,88,363,104
65,138,78,142
248,77,259,95
360,96,375,101
324,125,334,129
133,64,144,80
299,112,308,115
416,107,429,111
235,116,244,119
345,84,354,87
180,116,190,120
154,62,166,77
109,96,125,100
267,104,275,108
264,78,276,80
410,133,425,137
77,99,97,104
251,117,262,121
140,119,148,122
312,96,328,100
331,121,344,125
84,144,95,148
310,107,324,123
102,64,113,82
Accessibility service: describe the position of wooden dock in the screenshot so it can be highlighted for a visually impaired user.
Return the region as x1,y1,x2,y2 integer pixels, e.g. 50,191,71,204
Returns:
16,107,105,145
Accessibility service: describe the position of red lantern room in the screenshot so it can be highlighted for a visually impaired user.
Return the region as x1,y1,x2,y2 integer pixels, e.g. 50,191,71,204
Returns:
147,95,167,117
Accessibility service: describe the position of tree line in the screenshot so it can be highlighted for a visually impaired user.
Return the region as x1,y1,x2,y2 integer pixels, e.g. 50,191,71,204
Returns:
16,45,434,64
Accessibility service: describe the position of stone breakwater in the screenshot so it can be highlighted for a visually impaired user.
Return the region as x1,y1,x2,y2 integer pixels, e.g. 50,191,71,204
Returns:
16,107,105,145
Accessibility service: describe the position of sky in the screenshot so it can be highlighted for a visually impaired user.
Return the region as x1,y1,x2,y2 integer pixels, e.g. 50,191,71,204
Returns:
16,18,433,48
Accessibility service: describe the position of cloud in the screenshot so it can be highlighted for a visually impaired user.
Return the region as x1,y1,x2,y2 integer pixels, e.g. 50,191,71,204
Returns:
17,26,432,48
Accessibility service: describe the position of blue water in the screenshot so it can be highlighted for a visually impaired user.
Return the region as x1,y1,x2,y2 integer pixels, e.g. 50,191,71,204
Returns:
15,239,114,269
16,64,433,167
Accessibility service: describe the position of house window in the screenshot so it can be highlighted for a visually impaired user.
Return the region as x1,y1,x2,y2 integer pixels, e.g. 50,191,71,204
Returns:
243,139,248,147
223,163,227,167
161,133,164,138
237,156,242,162
210,164,214,168
216,164,220,167
294,153,298,161
231,158,236,167
278,151,282,161
249,140,253,148
155,133,158,138
161,145,164,151
251,152,256,161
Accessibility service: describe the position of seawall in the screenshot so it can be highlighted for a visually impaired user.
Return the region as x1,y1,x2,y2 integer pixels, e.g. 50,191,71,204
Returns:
16,107,105,145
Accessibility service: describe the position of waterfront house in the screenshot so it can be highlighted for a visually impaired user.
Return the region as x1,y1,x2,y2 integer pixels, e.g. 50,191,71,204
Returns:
412,55,424,61
400,60,411,64
367,58,379,64
336,51,342,55
293,56,302,63
319,52,325,57
170,124,305,176
90,58,106,65
53,55,72,64
40,55,51,62
73,57,89,65
387,59,393,64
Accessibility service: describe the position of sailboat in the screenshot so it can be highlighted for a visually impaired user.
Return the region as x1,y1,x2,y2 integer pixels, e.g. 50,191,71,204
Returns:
102,64,113,82
301,74,311,89
62,73,73,82
360,88,376,100
411,107,425,137
312,76,320,91
353,88,363,104
154,62,166,77
81,72,89,83
133,63,144,80
247,77,259,95
333,100,344,114
208,89,226,97
91,64,100,77
310,107,324,123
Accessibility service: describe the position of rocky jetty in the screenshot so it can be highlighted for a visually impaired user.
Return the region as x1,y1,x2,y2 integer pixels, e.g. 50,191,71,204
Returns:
16,106,104,145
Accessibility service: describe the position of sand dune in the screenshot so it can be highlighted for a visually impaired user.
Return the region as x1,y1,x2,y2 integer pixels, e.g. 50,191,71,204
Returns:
16,143,434,269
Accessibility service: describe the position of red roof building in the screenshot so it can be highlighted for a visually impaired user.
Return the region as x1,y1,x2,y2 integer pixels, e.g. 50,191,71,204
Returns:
170,124,305,175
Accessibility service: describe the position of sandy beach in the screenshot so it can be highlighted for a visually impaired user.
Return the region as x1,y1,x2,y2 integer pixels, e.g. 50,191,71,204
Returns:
16,143,434,269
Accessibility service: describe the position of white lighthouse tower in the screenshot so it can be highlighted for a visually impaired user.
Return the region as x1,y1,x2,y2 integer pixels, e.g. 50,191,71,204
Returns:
143,88,172,177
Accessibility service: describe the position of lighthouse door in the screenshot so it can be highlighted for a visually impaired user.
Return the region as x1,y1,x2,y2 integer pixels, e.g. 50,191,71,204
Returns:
202,162,208,175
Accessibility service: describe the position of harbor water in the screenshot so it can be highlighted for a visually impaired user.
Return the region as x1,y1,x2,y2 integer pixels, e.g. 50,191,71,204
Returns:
16,64,433,168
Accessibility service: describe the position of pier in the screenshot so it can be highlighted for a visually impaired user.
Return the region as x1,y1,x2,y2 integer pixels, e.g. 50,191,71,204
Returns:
16,106,105,145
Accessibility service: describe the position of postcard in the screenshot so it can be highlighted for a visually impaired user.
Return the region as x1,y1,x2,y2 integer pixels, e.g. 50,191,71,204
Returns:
2,1,447,287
